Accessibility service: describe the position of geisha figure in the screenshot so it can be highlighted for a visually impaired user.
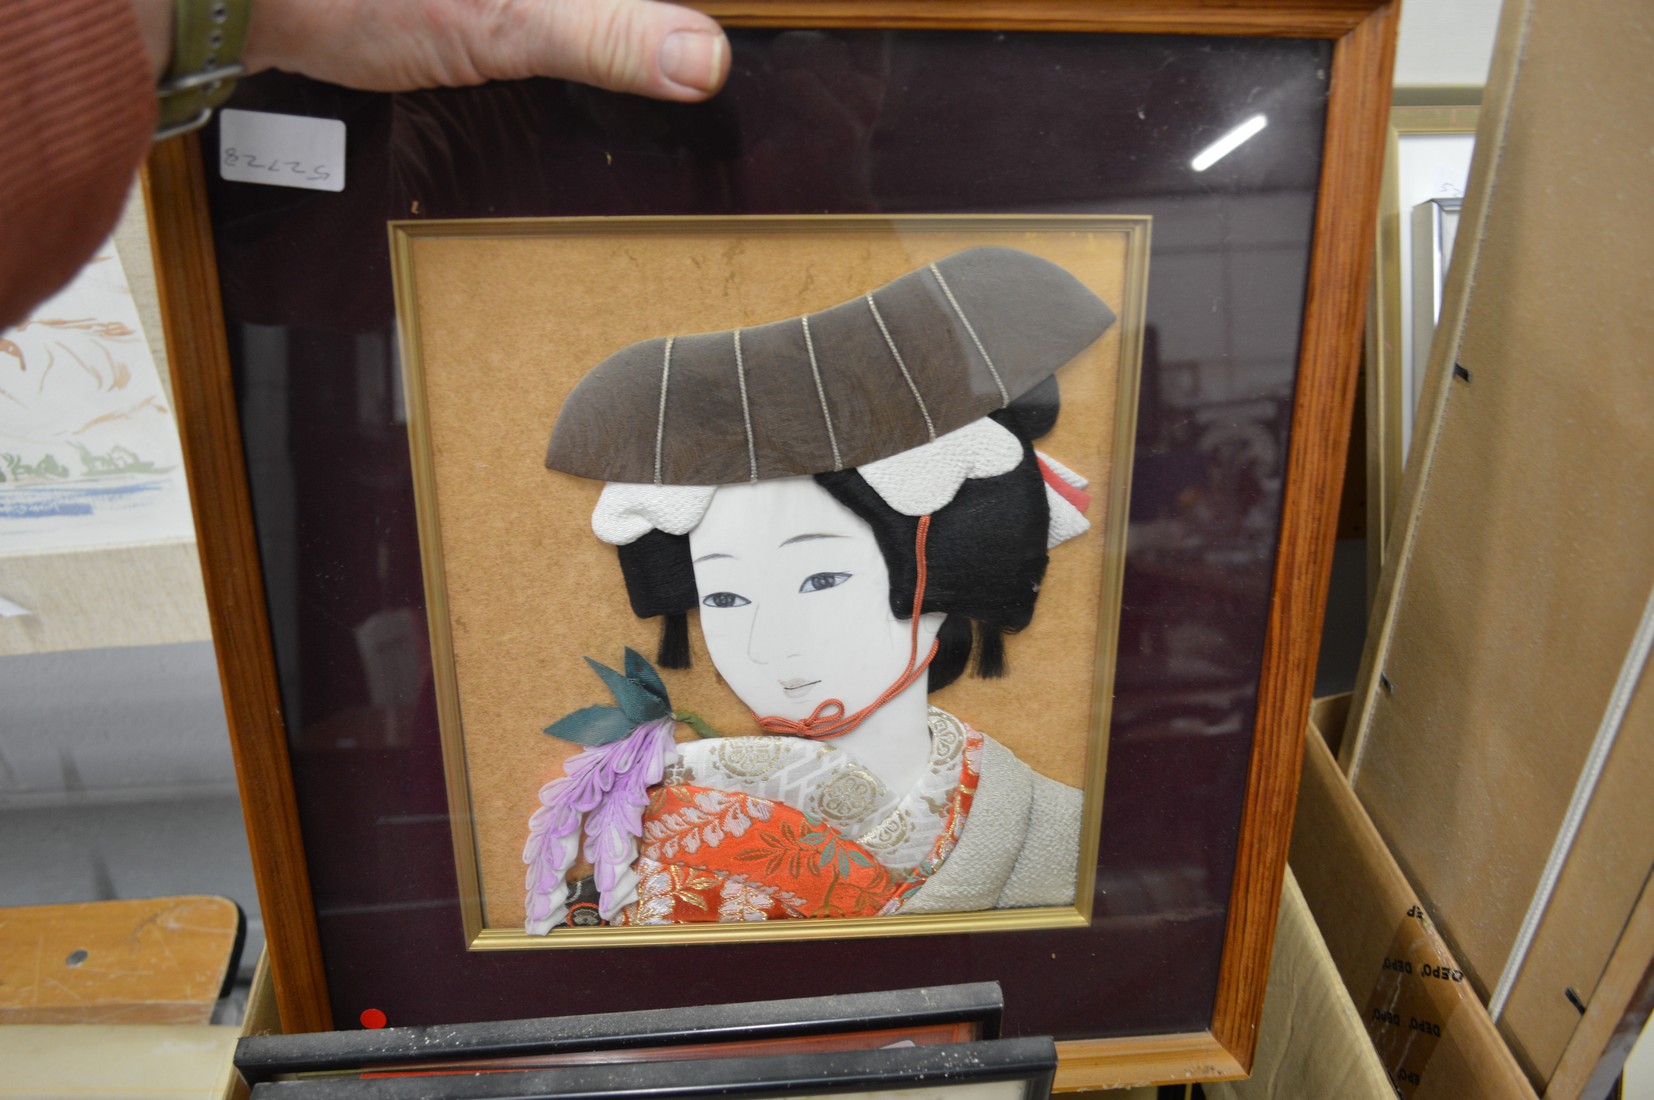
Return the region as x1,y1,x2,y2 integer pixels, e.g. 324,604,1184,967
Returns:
525,246,1114,931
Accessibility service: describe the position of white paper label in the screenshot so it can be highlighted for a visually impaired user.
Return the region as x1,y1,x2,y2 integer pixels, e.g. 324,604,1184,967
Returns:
0,595,31,618
218,109,345,192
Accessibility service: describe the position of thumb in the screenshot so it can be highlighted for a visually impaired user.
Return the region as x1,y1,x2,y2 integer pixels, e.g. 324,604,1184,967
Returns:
498,0,730,101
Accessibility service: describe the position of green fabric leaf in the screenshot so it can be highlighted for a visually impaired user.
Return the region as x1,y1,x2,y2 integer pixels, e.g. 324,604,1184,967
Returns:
584,657,670,723
623,647,670,709
542,704,637,746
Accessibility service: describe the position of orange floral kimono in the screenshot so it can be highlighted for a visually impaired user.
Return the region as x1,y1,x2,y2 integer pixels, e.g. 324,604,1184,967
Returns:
615,709,983,924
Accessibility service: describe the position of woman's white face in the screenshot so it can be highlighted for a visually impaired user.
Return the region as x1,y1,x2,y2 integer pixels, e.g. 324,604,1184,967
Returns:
688,478,942,720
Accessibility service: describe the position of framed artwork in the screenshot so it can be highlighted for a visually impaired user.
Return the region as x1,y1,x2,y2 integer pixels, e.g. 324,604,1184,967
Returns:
248,1035,1059,1100
236,982,1004,1084
1363,100,1479,579
0,190,211,656
394,215,1143,947
145,1,1398,1089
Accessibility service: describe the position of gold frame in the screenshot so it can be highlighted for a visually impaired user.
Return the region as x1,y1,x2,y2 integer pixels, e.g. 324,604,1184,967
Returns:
1364,101,1480,589
389,214,1150,950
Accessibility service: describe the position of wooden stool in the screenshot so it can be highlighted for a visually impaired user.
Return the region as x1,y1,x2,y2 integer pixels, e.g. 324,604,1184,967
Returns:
0,895,244,1025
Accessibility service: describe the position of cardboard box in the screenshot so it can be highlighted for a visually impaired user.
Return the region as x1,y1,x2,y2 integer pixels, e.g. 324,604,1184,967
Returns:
223,951,278,1100
1206,867,1392,1100
1293,696,1535,1100
1334,0,1654,1091
0,1024,242,1100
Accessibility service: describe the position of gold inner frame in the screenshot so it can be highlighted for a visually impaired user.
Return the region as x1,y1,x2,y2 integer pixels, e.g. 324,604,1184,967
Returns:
390,214,1149,950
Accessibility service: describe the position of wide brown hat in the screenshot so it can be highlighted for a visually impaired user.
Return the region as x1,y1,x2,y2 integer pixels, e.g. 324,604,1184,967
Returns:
546,246,1115,486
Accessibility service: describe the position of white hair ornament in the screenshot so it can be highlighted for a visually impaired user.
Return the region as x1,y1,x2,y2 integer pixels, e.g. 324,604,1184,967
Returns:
857,418,1023,516
589,420,1090,550
592,483,716,546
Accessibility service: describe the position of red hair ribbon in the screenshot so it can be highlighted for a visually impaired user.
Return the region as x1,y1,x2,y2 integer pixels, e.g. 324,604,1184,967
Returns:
1038,455,1090,514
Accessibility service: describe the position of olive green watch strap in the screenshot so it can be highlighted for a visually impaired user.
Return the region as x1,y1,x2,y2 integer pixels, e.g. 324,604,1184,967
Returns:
155,0,252,141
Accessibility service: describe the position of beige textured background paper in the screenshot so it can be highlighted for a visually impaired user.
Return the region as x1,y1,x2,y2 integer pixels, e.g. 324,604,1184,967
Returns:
398,218,1144,931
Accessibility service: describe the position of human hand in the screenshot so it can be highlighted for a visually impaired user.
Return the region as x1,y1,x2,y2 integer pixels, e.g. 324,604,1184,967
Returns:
240,0,729,101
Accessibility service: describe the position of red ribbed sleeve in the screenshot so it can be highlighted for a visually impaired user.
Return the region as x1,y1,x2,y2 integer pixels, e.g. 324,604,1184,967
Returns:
1,0,157,327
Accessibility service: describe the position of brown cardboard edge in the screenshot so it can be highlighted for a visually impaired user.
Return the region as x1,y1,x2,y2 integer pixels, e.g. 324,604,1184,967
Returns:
224,950,280,1100
1293,696,1537,1100
1339,0,1533,776
1543,874,1654,1100
1205,870,1394,1100
1329,0,1654,1088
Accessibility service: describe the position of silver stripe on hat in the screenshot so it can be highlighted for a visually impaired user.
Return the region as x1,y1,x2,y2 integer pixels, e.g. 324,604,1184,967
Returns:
930,261,1009,408
865,293,937,443
733,329,758,482
800,315,843,471
653,335,674,486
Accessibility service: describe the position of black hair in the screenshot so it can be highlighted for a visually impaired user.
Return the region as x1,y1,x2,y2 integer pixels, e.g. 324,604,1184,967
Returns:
615,377,1061,691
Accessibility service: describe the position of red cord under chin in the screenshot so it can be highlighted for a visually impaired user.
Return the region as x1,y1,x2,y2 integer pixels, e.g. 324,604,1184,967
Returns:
754,515,936,741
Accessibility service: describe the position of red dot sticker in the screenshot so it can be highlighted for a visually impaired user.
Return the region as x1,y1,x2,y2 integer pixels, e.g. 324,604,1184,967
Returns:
359,1008,387,1029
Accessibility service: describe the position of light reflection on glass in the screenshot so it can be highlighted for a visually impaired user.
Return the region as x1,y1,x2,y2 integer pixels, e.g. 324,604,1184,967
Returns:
1192,114,1269,171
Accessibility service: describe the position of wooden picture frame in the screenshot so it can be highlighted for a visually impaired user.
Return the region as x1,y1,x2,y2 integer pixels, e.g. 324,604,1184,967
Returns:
144,2,1397,1090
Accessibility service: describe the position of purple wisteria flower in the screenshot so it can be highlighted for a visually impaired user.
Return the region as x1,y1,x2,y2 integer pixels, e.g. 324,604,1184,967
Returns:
523,717,678,933
523,649,708,934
